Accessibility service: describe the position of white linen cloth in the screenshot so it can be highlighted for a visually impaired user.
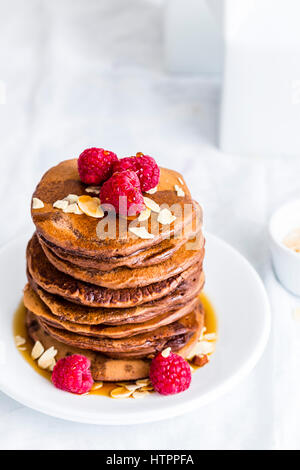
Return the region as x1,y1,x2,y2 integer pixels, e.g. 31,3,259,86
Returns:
0,0,300,450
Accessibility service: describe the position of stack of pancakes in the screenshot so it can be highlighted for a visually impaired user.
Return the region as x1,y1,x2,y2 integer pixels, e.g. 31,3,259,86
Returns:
24,159,205,381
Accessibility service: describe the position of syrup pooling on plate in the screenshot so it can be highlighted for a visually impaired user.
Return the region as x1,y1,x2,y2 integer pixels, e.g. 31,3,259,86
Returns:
13,294,217,398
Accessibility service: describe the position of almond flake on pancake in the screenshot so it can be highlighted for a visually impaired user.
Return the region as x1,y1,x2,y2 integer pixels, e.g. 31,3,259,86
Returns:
31,340,44,360
110,387,133,399
63,194,79,204
129,226,154,239
174,184,185,197
203,333,217,341
32,198,44,209
15,335,26,346
78,195,104,218
48,358,56,371
143,196,160,213
161,347,171,358
145,186,157,195
157,208,176,225
138,207,151,222
178,176,184,185
53,199,69,211
63,203,83,215
85,186,101,194
38,346,57,369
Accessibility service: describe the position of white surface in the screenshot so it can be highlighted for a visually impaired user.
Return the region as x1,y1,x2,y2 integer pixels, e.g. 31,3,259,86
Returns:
164,0,223,75
220,0,300,157
0,0,300,450
270,200,300,295
0,233,270,425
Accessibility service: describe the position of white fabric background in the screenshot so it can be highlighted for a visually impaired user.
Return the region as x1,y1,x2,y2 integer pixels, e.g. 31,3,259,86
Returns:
0,0,300,450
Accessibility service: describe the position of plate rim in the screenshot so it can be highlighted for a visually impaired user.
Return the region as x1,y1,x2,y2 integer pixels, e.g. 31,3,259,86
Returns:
0,231,271,425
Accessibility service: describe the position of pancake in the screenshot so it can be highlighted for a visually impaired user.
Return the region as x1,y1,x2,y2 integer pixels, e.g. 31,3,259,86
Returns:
27,235,202,307
26,308,204,381
36,307,201,356
38,223,203,272
39,233,204,288
32,159,202,258
25,270,204,326
24,284,199,339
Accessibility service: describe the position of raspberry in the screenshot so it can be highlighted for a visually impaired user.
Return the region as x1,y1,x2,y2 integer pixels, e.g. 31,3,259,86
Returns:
149,349,192,395
52,354,94,395
78,147,118,185
113,152,160,192
100,170,145,216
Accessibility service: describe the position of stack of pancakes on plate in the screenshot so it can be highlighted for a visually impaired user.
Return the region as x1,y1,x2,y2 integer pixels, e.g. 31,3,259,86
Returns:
24,159,205,381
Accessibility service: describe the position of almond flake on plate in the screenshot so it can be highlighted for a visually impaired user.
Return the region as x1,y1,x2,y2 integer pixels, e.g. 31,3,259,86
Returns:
53,199,69,211
38,346,57,369
91,382,103,391
15,335,26,347
63,203,83,215
110,387,133,399
63,194,79,204
78,195,104,218
145,187,157,195
138,207,151,222
132,390,149,399
157,208,176,225
31,340,44,360
136,378,151,387
143,196,160,213
123,383,141,392
85,186,101,194
32,198,44,209
129,226,154,239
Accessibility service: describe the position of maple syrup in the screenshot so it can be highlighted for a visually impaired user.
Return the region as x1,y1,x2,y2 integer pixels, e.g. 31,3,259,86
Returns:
13,293,217,397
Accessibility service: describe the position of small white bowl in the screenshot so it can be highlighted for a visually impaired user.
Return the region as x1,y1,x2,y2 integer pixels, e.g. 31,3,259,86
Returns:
269,199,300,296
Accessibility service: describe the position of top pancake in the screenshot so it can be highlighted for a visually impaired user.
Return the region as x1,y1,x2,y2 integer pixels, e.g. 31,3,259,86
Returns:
31,159,201,258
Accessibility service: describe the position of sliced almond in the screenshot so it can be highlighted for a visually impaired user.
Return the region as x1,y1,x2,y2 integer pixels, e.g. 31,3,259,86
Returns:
140,385,154,392
129,226,154,239
53,199,69,211
85,186,101,194
48,358,56,372
161,347,171,358
293,308,300,321
145,187,157,195
132,390,149,399
203,333,217,341
143,196,160,213
63,203,83,215
63,194,79,204
178,177,184,185
110,387,133,399
32,198,44,209
31,340,44,360
193,340,215,356
78,195,104,218
136,378,151,387
91,382,103,391
123,383,141,392
15,335,26,347
157,208,176,225
38,346,57,369
138,207,151,222
174,184,185,197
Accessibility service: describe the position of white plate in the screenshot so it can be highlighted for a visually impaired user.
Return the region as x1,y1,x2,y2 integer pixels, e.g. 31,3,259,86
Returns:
0,232,271,425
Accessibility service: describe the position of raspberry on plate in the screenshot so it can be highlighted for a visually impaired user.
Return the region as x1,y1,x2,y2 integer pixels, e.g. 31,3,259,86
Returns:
149,348,192,395
78,147,118,185
113,152,160,192
100,170,145,216
52,354,94,395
